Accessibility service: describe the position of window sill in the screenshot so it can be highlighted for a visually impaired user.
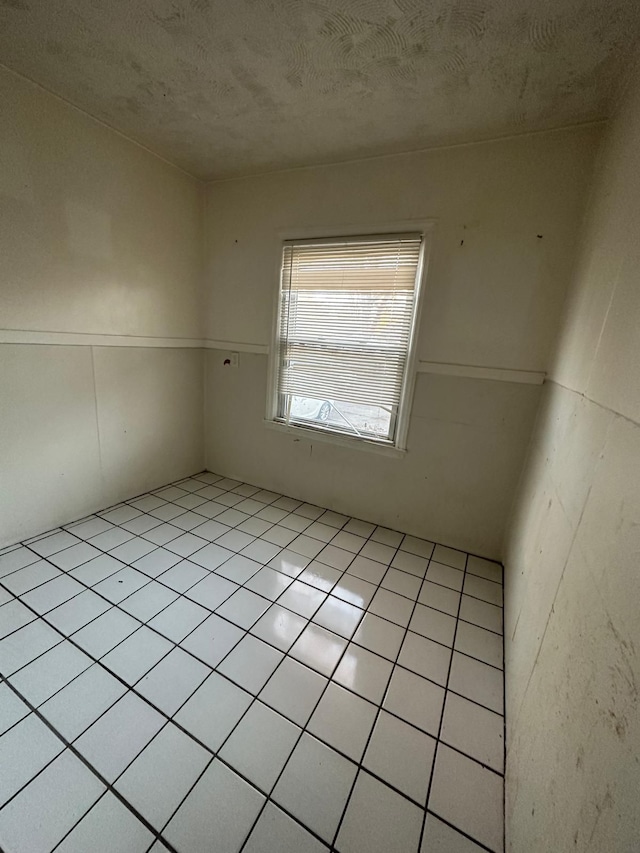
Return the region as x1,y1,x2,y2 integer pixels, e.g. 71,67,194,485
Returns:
263,419,407,458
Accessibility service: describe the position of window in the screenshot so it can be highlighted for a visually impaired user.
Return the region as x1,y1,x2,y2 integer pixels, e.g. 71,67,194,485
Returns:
268,231,426,449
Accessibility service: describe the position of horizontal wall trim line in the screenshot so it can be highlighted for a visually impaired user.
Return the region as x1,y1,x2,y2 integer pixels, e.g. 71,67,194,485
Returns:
0,329,207,348
417,361,545,385
0,331,544,383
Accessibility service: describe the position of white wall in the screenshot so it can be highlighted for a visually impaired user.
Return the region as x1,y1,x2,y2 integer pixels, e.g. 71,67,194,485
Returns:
0,68,205,547
203,126,601,557
504,64,640,851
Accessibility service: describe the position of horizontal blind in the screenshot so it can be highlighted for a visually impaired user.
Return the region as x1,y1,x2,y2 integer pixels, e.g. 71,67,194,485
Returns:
276,234,422,438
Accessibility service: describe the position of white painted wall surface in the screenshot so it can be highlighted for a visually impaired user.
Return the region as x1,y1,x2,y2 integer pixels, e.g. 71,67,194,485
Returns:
203,127,600,557
504,65,640,851
0,69,205,546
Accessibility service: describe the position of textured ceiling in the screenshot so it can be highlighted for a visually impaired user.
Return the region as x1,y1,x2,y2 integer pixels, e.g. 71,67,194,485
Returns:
1,0,639,179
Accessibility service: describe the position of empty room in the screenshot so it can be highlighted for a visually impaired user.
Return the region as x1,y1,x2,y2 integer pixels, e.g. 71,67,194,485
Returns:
1,1,639,851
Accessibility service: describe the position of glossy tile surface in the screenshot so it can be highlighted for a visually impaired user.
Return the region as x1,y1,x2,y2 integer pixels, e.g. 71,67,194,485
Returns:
0,471,504,852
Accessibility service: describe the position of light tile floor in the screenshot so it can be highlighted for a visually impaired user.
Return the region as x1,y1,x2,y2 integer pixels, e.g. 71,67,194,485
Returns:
0,472,505,853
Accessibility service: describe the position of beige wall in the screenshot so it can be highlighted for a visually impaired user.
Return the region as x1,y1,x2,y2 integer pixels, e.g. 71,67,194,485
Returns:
203,126,600,557
504,65,640,851
0,68,205,546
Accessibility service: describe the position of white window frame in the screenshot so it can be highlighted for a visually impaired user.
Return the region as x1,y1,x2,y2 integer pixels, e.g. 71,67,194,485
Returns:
265,221,434,456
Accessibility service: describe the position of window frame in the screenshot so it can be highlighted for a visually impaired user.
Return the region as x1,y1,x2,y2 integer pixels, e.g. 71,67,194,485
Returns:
265,221,434,455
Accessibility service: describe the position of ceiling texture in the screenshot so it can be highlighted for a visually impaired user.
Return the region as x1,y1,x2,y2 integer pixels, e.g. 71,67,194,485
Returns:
1,0,639,179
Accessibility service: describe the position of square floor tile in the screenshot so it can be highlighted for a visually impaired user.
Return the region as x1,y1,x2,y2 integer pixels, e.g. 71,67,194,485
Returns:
184,572,238,611
216,529,256,553
39,663,127,741
2,560,61,595
304,521,337,543
352,612,405,661
194,500,227,519
22,574,86,614
399,535,435,559
75,692,165,782
429,744,504,852
426,561,464,591
239,517,275,538
360,540,395,565
46,589,111,634
308,682,377,762
455,620,503,668
331,531,366,554
371,526,403,547
273,733,357,843
187,542,234,572
409,603,457,647
101,506,142,524
55,791,154,853
72,608,140,658
432,544,466,570
369,588,414,627
218,634,284,693
158,559,209,593
364,709,435,804
180,613,244,668
148,596,209,642
250,603,308,652
256,506,288,525
0,546,41,576
333,643,393,704
29,530,80,557
466,555,502,584
459,595,503,634
296,504,324,520
343,518,375,538
298,561,342,592
398,631,451,686
421,813,487,853
0,714,64,806
101,626,172,685
244,802,326,853
148,504,186,522
164,759,264,853
448,652,504,714
277,579,327,618
0,619,62,676
381,567,421,599
336,769,424,853
173,493,208,510
268,549,311,579
241,540,282,564
171,511,208,532
419,580,461,616
121,515,163,536
191,518,229,541
313,597,364,639
383,665,445,736
245,566,294,601
215,553,262,584
164,532,208,558
115,723,210,830
70,554,124,586
220,701,300,793
93,567,149,603
216,588,271,629
441,691,504,773
390,549,430,578
108,537,157,564
347,556,386,585
87,528,134,553
0,599,37,639
279,513,311,533
136,647,209,715
119,582,179,622
289,623,347,677
10,640,93,706
174,672,252,751
141,524,183,546
289,535,325,560
331,575,377,610
0,684,30,735
260,657,327,726
129,495,167,512
133,549,185,579
0,751,105,853
252,520,297,548
464,573,503,607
